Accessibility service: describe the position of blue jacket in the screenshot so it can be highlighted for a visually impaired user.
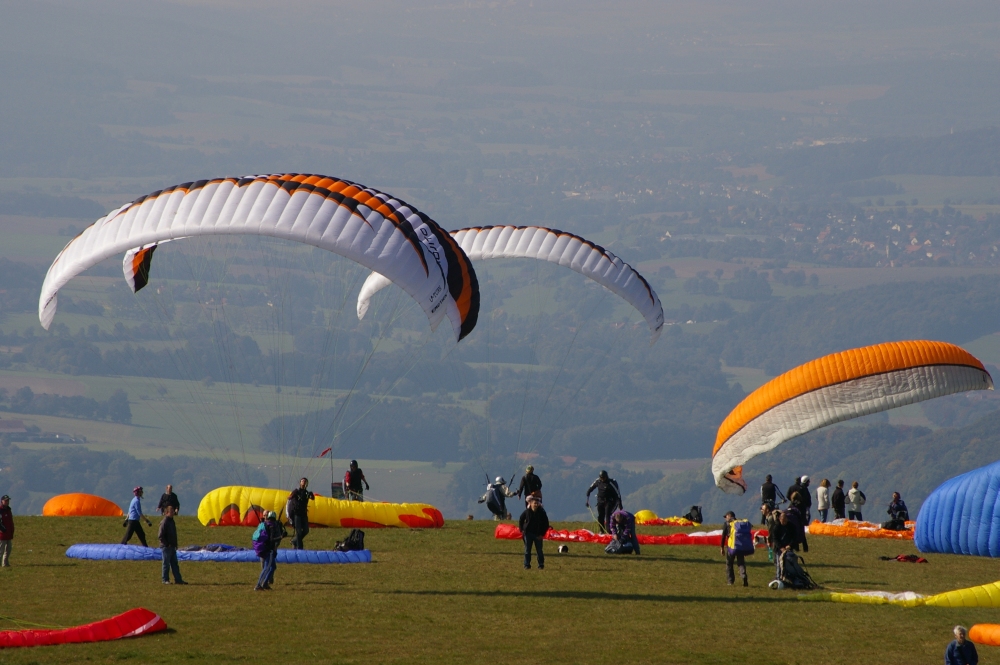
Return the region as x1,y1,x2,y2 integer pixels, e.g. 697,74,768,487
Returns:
945,639,978,665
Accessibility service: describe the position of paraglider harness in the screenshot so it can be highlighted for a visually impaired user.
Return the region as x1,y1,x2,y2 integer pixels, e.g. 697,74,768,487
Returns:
336,529,365,552
682,505,703,524
478,473,514,520
776,548,818,590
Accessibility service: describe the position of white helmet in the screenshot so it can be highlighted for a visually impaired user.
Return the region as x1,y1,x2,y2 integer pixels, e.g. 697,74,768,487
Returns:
495,476,504,485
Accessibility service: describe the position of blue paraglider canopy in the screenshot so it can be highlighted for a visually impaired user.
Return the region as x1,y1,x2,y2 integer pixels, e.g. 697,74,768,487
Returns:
66,544,371,564
915,459,1000,557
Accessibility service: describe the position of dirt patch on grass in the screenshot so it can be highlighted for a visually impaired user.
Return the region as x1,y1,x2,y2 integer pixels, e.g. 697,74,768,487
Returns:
0,375,88,396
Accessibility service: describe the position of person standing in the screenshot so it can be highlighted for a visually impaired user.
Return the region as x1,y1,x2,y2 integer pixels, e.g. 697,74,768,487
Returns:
254,511,284,591
831,480,847,520
797,476,813,523
760,475,784,523
516,464,542,504
121,486,153,546
816,479,830,523
156,484,180,515
585,470,621,534
721,511,748,587
945,625,978,665
158,505,186,585
0,495,13,567
518,495,549,570
847,481,866,521
287,477,314,550
345,460,369,502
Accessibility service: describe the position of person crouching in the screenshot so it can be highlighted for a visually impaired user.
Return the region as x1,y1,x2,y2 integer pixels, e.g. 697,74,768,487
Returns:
519,495,550,570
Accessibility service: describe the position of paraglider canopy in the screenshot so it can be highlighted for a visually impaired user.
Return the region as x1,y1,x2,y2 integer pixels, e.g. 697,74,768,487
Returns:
712,340,993,494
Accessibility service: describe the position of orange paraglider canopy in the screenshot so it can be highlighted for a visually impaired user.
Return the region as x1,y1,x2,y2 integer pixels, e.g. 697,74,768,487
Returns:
43,493,123,517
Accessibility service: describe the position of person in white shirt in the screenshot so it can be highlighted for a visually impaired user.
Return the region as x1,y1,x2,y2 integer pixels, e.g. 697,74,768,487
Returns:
847,481,866,521
816,479,830,522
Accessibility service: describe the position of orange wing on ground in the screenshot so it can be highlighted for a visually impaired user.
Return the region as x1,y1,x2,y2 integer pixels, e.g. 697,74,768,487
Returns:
42,493,123,517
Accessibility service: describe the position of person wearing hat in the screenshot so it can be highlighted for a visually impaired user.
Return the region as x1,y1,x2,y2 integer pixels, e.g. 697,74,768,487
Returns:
518,495,550,570
788,476,812,523
255,510,285,591
478,476,515,520
345,460,369,502
585,470,621,534
121,486,153,547
516,464,542,505
0,495,13,567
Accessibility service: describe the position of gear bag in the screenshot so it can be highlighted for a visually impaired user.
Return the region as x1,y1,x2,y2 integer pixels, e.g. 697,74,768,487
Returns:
727,519,755,556
336,528,365,552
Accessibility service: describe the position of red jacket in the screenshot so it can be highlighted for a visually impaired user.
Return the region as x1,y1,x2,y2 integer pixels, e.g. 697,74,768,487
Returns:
0,506,13,540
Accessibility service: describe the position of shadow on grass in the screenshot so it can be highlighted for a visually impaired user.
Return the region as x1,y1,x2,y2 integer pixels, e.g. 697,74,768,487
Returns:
381,589,799,603
474,552,858,569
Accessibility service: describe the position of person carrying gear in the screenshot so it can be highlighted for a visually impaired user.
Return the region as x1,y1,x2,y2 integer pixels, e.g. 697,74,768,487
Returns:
0,495,13,567
608,508,640,555
518,495,549,570
254,511,285,591
121,486,153,547
516,465,542,504
345,460,369,502
721,511,751,586
586,470,621,534
287,477,315,550
478,476,515,520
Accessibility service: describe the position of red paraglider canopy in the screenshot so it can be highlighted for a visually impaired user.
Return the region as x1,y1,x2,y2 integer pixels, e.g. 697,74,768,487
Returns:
0,608,166,649
494,523,768,547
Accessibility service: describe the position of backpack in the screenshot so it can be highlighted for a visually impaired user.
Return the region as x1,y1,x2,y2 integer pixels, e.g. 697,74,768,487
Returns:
726,519,755,556
604,537,632,555
683,506,703,524
777,549,818,590
252,522,270,557
335,528,365,552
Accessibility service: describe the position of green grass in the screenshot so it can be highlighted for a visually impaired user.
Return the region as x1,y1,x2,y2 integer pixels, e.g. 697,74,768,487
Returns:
0,518,998,663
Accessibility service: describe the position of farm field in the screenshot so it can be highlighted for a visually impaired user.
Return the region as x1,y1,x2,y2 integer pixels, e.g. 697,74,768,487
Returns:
0,518,998,664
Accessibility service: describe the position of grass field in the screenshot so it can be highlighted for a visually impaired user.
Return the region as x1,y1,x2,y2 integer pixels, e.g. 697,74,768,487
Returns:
0,517,998,663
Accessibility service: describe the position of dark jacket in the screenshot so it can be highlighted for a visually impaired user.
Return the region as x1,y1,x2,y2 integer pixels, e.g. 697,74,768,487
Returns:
831,487,846,511
346,468,368,492
945,639,979,665
288,488,315,517
586,477,620,504
157,492,179,514
517,472,542,497
788,482,811,510
0,506,12,540
158,515,178,549
760,481,777,504
519,506,550,535
771,520,796,550
887,499,909,521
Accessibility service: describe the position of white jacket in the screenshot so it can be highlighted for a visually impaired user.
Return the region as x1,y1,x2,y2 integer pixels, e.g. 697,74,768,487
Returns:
816,486,829,510
847,487,866,511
